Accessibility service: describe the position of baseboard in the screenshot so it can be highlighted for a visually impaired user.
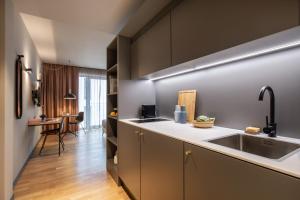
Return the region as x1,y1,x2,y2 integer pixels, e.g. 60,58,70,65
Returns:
13,135,42,187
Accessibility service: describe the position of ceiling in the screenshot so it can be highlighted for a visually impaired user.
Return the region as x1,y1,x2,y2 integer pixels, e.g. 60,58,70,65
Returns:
13,0,145,69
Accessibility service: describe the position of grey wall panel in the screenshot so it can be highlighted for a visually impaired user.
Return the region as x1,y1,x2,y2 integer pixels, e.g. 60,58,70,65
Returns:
154,47,300,139
119,80,156,119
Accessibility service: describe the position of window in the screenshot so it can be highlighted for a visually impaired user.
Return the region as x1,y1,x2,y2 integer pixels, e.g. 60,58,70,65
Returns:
79,74,106,129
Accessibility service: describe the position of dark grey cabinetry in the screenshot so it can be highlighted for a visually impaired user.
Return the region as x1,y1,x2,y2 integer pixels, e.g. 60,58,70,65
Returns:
184,143,300,200
171,0,300,65
118,121,141,200
119,121,300,200
130,0,299,78
131,13,171,79
118,122,183,200
141,129,183,200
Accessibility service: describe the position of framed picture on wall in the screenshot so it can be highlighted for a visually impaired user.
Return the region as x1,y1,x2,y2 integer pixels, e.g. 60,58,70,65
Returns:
15,55,23,119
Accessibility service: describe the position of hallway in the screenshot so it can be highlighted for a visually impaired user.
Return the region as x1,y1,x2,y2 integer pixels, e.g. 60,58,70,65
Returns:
14,130,129,200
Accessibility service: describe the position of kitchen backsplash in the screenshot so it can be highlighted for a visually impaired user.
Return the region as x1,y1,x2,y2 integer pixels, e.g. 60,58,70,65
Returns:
154,47,300,139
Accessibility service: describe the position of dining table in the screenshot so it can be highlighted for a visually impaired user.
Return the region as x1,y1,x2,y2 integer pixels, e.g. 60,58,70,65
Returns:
27,117,62,127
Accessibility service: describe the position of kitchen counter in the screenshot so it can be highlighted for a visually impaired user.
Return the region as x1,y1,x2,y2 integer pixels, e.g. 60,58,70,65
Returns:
120,118,300,179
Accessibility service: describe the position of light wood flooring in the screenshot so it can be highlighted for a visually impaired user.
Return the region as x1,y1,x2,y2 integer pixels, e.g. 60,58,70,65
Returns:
14,129,129,200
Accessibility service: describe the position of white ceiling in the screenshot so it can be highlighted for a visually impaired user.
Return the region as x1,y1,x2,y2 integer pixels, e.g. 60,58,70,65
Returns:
13,0,145,69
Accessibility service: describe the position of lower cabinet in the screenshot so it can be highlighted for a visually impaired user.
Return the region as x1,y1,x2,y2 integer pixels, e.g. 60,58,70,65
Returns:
119,121,300,200
118,121,183,200
141,129,183,200
118,122,141,200
184,143,300,200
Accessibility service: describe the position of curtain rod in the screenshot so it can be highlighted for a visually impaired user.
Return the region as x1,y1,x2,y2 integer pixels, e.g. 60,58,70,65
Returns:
42,63,106,73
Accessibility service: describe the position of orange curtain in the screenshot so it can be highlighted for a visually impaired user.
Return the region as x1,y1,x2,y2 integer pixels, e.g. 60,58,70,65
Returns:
41,63,79,131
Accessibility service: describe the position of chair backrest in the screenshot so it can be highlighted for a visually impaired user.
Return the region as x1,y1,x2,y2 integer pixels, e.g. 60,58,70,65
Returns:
76,112,84,122
59,117,65,133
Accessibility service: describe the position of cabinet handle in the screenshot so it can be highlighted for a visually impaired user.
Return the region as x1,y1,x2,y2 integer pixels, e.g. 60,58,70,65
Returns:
185,150,192,156
140,132,144,136
185,150,192,162
135,130,140,134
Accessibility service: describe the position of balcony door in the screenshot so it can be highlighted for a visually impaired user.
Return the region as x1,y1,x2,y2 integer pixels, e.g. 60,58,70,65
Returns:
79,74,106,129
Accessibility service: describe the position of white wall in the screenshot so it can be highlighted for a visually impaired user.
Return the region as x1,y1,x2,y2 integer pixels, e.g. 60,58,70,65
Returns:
2,0,42,199
0,0,6,199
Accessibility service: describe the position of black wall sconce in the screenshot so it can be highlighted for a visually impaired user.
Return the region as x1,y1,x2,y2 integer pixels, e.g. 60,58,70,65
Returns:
32,88,41,107
24,68,33,74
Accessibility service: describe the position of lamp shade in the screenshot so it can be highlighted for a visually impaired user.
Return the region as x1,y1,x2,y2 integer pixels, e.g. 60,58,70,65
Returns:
64,89,76,100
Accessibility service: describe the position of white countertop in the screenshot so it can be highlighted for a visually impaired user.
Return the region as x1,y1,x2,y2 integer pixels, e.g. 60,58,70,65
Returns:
120,118,300,179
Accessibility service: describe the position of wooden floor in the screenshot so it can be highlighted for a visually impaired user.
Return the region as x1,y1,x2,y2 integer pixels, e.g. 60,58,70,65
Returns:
14,129,129,200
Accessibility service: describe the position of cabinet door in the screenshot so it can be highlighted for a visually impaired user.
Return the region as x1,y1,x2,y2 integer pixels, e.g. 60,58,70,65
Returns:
118,122,141,200
131,13,171,79
172,0,299,65
141,129,183,200
184,143,300,200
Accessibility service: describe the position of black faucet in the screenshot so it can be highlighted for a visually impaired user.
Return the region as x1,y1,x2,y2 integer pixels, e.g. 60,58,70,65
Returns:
258,85,277,137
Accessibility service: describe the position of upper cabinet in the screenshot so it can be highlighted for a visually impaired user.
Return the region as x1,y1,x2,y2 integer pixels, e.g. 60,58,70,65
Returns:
171,0,300,65
130,0,300,79
131,13,171,79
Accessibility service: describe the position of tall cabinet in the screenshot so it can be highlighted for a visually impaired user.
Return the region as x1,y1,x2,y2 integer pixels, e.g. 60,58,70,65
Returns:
106,36,131,184
106,34,156,185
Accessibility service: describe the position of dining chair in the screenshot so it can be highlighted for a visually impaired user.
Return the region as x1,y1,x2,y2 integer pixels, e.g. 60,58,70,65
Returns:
102,119,106,136
39,117,65,156
69,112,86,135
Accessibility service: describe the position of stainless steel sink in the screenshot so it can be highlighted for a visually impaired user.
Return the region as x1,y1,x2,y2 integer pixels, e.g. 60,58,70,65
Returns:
208,134,300,160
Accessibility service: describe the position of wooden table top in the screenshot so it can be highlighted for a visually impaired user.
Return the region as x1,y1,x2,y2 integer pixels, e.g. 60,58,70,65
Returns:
28,117,62,126
62,114,78,117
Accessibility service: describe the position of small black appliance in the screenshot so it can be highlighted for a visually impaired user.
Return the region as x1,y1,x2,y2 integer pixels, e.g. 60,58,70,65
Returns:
141,105,156,118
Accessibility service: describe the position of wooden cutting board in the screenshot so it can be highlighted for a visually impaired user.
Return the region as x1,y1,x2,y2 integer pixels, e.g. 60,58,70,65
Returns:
178,90,197,123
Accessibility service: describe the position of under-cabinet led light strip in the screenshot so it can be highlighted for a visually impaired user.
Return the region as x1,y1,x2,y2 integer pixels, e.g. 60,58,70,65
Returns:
150,40,300,81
